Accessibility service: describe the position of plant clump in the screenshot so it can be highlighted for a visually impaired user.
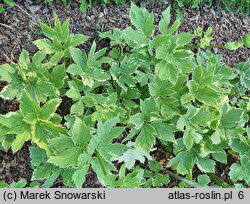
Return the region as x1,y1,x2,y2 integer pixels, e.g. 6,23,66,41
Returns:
0,3,250,188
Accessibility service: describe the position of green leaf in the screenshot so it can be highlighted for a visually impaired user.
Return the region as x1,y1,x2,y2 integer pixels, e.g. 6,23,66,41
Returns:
67,64,83,75
48,135,74,153
96,116,122,143
159,6,170,34
230,164,243,182
229,156,250,184
130,113,144,129
32,51,47,66
61,168,78,187
119,144,149,169
72,165,89,188
10,179,27,188
175,33,195,45
191,109,217,127
183,129,193,150
77,153,92,168
88,117,126,160
40,22,56,39
50,64,66,89
61,18,70,42
0,182,8,188
3,0,16,7
129,2,154,37
183,128,202,150
0,7,5,13
153,122,176,143
0,64,16,82
54,15,62,33
32,163,52,180
20,91,40,123
211,129,223,144
70,100,84,115
19,50,30,70
153,174,170,187
230,139,250,157
34,39,57,54
70,116,90,147
135,124,156,153
29,146,48,166
70,47,87,67
39,98,62,120
90,157,116,180
177,105,198,130
160,99,180,120
167,150,194,175
99,28,123,45
220,106,245,129
196,157,215,173
33,121,66,151
236,61,250,89
148,160,163,173
48,147,81,168
29,182,41,188
12,132,30,153
80,0,87,12
42,167,60,188
65,81,82,100
166,20,180,35
140,97,158,120
212,150,227,164
118,169,144,188
123,27,149,46
70,34,89,47
225,41,243,50
35,80,58,102
195,87,221,107
197,175,210,187
243,34,250,47
45,51,63,67
0,83,23,100
155,62,178,84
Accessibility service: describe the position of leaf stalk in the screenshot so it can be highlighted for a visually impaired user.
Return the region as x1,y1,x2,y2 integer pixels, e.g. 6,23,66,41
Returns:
95,150,108,176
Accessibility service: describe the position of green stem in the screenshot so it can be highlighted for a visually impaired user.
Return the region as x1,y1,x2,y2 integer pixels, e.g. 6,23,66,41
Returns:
187,171,193,183
165,170,202,188
120,45,124,56
178,45,225,50
95,150,108,176
208,173,231,188
228,93,250,98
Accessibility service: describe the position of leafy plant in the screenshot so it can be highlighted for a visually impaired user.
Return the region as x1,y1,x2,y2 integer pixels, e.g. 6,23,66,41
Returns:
143,160,170,187
0,179,40,188
174,0,250,16
0,179,27,188
0,3,250,188
34,15,88,59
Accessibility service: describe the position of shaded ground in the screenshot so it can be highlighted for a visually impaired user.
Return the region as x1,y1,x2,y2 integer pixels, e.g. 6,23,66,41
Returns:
0,0,250,187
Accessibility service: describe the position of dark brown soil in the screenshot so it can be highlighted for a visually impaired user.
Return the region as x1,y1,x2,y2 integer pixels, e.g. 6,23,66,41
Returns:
0,142,32,184
0,0,250,187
